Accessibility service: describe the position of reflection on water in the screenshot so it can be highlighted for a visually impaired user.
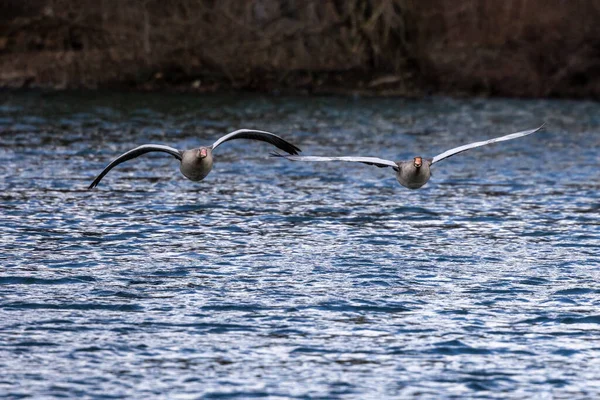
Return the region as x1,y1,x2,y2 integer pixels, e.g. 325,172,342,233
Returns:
1,91,599,399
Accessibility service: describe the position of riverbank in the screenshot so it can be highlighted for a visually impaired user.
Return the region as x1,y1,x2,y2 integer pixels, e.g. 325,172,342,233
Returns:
2,0,599,98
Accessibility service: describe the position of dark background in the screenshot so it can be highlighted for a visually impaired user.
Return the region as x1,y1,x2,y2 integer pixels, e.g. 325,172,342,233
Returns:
2,0,600,98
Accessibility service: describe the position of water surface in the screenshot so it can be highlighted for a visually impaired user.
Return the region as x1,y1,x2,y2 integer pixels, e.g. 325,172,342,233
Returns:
1,91,599,399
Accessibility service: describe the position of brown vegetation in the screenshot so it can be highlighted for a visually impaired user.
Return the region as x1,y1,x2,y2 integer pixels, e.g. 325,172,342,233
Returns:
1,0,600,97
412,0,600,97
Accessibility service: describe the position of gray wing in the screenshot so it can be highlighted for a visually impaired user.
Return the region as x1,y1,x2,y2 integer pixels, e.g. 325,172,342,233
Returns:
272,153,399,170
88,144,182,189
211,129,301,155
430,124,545,165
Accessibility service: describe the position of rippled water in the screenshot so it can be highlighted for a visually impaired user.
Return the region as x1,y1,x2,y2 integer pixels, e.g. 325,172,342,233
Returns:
1,91,599,399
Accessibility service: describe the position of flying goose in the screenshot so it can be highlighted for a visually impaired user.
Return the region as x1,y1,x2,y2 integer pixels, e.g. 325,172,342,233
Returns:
273,125,544,189
89,129,301,189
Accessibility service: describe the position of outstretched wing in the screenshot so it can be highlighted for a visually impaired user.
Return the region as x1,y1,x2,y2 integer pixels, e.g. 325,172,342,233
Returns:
272,153,399,170
430,124,545,165
211,129,301,155
88,144,182,189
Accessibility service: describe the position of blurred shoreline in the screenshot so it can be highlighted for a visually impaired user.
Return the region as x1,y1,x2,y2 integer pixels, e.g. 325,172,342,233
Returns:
2,0,599,99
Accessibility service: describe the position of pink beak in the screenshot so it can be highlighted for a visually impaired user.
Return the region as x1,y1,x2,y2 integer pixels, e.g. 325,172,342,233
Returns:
200,148,207,157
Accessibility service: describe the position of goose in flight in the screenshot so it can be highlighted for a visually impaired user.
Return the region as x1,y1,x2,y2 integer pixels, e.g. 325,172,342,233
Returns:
273,125,544,189
88,129,301,189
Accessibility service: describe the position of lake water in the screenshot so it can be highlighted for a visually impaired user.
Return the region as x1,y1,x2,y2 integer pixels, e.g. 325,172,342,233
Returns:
1,91,599,399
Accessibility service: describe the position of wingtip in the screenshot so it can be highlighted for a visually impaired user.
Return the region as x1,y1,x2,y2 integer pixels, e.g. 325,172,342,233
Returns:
88,178,100,189
280,141,301,155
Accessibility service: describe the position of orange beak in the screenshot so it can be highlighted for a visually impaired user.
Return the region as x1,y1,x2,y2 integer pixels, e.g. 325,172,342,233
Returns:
414,157,422,168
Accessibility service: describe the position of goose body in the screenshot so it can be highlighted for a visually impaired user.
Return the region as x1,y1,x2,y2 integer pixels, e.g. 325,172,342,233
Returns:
88,129,301,189
396,159,431,189
179,147,214,181
274,125,544,189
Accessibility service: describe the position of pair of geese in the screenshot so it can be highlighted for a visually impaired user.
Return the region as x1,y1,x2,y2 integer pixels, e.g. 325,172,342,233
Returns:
89,125,545,190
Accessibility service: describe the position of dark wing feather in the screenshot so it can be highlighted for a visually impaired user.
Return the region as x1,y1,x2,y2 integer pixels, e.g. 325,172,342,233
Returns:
88,144,182,189
271,153,398,170
211,129,301,155
431,124,545,165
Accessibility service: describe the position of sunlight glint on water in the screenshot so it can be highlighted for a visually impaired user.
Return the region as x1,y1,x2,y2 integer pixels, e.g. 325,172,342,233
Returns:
1,91,599,399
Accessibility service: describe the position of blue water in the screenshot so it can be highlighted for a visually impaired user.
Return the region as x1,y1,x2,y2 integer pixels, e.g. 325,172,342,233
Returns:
1,91,599,399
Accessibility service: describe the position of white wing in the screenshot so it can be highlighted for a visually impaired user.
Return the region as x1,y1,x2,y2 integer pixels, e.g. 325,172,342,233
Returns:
430,124,545,165
273,154,398,170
